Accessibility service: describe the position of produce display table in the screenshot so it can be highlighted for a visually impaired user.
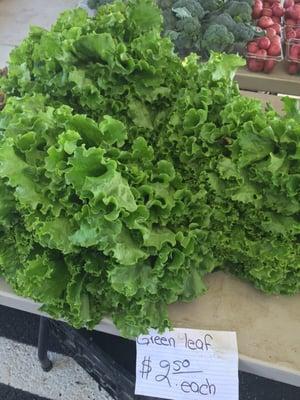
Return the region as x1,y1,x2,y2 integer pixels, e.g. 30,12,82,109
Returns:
0,0,300,392
1,272,299,387
236,63,300,97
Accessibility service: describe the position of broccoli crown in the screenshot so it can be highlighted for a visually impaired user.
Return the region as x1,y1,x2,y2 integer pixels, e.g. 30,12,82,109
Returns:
172,0,205,20
162,9,177,30
157,0,173,10
176,16,201,36
225,1,252,23
201,24,234,53
174,32,198,52
232,41,247,56
209,13,236,32
166,29,200,56
199,0,221,12
231,22,256,42
207,11,257,44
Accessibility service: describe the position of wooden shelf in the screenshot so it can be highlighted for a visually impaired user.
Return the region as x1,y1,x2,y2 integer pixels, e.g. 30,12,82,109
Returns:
236,62,300,96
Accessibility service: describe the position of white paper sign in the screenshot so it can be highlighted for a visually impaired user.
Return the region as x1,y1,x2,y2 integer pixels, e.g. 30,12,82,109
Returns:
135,328,238,400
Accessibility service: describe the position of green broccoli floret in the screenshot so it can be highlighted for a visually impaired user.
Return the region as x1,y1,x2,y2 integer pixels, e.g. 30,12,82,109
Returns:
199,0,221,12
225,1,252,23
176,16,201,37
162,0,204,55
173,31,201,56
166,30,194,55
208,13,236,32
232,41,247,56
172,0,205,20
201,24,234,53
231,22,256,42
208,12,256,43
166,16,201,55
157,0,173,10
162,9,177,30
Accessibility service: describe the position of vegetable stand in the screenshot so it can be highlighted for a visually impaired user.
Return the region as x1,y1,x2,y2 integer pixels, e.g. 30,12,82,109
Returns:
0,0,300,395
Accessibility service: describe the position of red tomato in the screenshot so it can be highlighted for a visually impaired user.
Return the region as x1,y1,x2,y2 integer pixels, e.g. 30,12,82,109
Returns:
271,35,281,45
295,28,300,38
286,29,297,39
262,7,273,16
284,0,295,8
267,42,281,55
285,17,297,26
257,36,271,49
258,16,274,28
264,59,276,72
266,27,277,38
292,4,300,19
287,62,299,74
271,16,281,23
247,58,265,72
289,44,300,59
257,48,268,56
253,1,263,18
247,41,259,53
285,7,294,18
271,22,281,34
272,4,284,17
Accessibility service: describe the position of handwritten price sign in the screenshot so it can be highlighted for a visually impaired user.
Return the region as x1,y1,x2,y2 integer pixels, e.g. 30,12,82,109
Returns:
135,328,238,400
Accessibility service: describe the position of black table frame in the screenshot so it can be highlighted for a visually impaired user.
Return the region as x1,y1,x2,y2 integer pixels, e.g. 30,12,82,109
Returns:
37,316,157,400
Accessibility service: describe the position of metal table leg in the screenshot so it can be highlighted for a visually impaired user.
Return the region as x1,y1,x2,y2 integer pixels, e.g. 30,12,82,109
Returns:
38,316,53,372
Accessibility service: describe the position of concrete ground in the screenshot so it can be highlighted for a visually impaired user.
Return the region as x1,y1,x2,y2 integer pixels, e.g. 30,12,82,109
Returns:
0,304,114,400
0,0,78,66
